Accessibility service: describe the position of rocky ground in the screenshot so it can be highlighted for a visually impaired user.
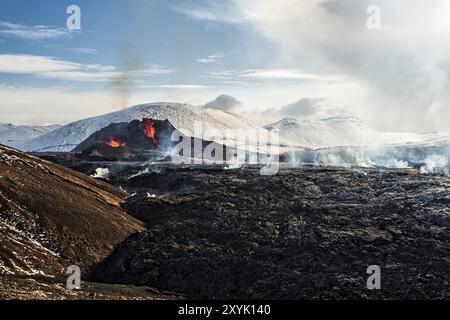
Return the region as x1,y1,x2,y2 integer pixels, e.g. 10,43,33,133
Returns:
0,275,171,300
3,148,450,299
0,145,168,300
86,164,450,299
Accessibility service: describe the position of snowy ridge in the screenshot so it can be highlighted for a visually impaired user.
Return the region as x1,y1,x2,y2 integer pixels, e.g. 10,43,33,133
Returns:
265,116,384,148
0,123,61,150
24,103,281,152
265,116,449,171
265,116,449,149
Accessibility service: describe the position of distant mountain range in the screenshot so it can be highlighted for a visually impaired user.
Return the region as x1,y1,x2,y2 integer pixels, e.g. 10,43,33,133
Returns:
0,123,61,150
1,103,448,156
264,116,450,149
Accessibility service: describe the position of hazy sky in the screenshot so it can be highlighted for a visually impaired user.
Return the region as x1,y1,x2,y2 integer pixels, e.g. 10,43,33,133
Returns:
0,0,449,132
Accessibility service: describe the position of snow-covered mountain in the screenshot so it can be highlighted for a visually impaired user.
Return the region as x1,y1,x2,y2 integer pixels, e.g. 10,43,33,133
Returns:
383,132,450,147
0,123,61,150
265,116,386,148
24,103,277,152
265,116,449,149
18,104,449,155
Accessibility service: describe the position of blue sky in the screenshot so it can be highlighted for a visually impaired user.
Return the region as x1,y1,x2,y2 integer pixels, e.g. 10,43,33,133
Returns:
0,0,358,127
0,1,273,89
0,0,449,132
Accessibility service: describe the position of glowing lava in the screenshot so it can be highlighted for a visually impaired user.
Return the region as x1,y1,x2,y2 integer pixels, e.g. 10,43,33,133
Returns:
106,137,127,148
143,118,160,147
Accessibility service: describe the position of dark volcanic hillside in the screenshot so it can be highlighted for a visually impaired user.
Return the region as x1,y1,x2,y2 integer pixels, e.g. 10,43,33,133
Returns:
73,118,175,153
0,144,143,277
92,165,450,299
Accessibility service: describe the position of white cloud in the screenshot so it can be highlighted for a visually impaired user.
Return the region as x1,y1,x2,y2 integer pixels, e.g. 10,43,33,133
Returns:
174,0,450,132
139,84,209,89
197,53,224,64
0,54,174,82
68,48,98,55
173,3,250,24
204,94,242,111
0,79,364,126
210,69,343,81
240,69,344,81
0,85,213,125
0,86,113,124
0,20,72,40
0,54,110,74
265,97,350,120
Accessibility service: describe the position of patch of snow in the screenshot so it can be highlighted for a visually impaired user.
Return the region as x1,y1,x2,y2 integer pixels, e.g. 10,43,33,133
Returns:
0,191,58,256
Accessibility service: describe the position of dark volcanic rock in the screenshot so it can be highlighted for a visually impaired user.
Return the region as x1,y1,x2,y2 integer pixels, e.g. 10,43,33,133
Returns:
91,165,450,299
73,119,175,153
72,119,175,162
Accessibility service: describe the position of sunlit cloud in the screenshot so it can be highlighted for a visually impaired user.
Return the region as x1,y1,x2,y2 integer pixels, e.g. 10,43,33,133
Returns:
197,53,224,64
174,0,450,132
138,84,209,89
0,54,174,82
0,20,73,40
209,69,344,81
68,48,98,55
240,69,344,81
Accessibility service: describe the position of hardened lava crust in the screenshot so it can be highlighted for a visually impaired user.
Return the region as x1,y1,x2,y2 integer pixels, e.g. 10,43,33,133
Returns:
91,164,450,299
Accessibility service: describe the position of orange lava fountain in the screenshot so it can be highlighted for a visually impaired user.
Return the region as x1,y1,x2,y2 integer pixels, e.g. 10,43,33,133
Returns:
143,118,160,147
